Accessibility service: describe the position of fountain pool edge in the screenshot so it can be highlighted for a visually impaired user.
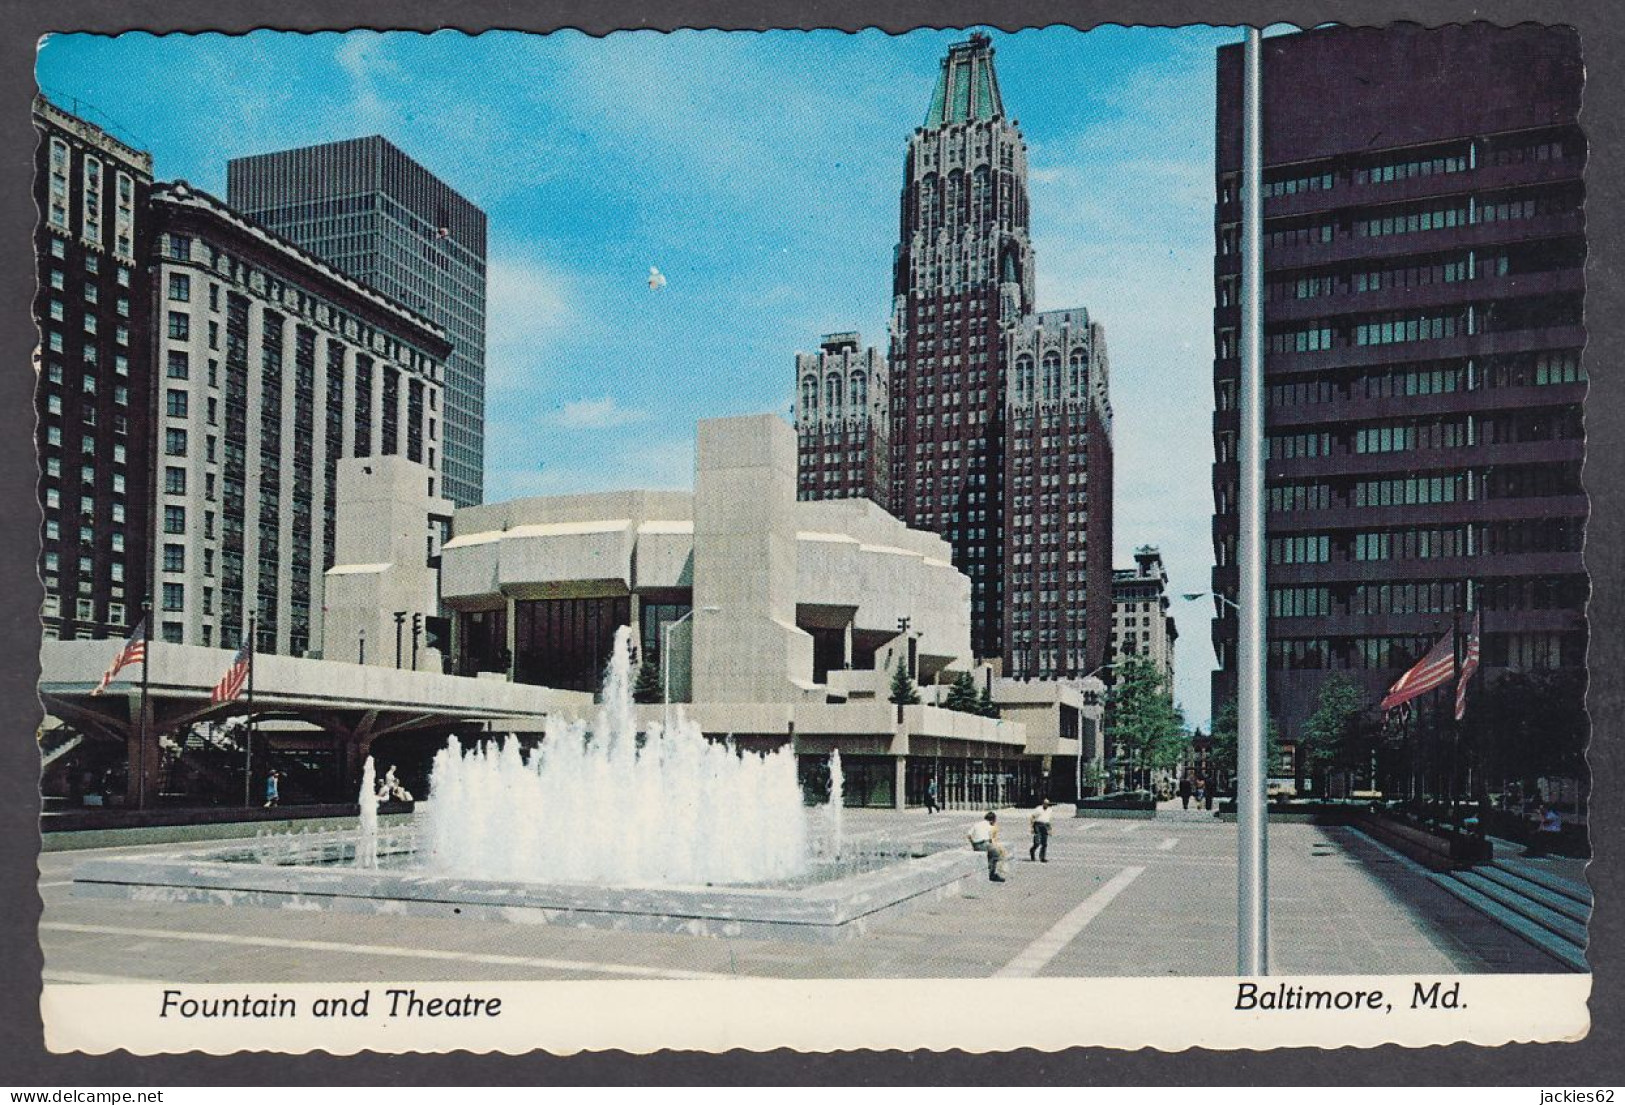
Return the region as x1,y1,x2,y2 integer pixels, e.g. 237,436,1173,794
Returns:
69,848,986,943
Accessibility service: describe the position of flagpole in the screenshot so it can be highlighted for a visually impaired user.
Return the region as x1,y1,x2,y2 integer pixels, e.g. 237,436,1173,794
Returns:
137,601,151,810
1236,24,1269,977
1450,585,1463,828
243,617,256,808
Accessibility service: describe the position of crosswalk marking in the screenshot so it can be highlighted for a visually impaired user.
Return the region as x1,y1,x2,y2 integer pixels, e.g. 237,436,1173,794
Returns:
1157,837,1180,852
994,866,1146,978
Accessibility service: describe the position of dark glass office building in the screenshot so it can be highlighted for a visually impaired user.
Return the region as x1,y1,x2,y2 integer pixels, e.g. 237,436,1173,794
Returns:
33,97,155,642
1210,25,1587,791
227,137,487,508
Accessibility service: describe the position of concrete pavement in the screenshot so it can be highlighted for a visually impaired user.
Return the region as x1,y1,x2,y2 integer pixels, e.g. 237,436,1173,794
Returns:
37,807,1565,983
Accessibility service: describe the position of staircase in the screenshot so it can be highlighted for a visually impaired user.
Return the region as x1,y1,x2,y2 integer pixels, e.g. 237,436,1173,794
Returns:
1437,854,1591,971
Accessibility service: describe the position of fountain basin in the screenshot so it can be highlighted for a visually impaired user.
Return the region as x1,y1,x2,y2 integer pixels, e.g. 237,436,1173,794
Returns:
71,840,984,942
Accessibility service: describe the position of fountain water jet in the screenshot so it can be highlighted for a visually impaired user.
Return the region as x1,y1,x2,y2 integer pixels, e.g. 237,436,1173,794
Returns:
419,627,809,886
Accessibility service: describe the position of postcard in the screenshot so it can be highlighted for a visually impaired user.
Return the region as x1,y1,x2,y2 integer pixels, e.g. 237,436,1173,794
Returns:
30,21,1592,1055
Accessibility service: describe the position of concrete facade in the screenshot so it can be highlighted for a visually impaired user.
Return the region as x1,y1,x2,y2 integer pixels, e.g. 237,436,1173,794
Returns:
321,455,455,671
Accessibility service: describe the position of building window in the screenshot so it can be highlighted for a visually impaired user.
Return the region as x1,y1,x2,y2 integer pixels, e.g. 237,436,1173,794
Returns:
167,350,189,379
164,466,186,495
164,505,186,534
163,544,185,572
81,156,104,244
168,312,190,340
162,621,183,644
168,273,191,302
166,389,189,418
168,234,192,261
165,428,188,456
47,138,70,228
77,598,95,623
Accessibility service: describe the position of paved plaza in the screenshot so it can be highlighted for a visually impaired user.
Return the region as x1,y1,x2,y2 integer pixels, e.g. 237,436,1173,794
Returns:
38,808,1564,984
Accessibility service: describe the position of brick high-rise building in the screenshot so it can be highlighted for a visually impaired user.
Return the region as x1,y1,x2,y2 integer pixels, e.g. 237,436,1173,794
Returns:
227,137,487,508
889,33,1114,678
794,332,890,509
1210,25,1586,771
33,97,155,642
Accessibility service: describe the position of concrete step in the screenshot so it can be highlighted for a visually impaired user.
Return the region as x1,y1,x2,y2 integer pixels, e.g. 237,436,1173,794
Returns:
1474,864,1591,925
1434,875,1588,972
1493,857,1592,907
1453,870,1588,946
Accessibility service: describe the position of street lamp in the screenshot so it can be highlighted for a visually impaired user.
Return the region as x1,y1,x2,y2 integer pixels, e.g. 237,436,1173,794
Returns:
1182,590,1240,613
1077,662,1115,802
663,605,721,732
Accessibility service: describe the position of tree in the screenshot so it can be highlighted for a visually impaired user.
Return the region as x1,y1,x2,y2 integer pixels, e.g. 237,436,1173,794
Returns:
1209,698,1282,792
888,660,921,706
1105,656,1185,791
943,671,980,714
1299,675,1375,795
976,685,999,718
631,658,663,704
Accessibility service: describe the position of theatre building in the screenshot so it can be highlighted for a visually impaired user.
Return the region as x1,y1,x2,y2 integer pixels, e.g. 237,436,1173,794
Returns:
439,414,1097,808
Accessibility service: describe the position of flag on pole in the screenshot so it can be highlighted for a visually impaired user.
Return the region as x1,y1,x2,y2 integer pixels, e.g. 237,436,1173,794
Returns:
1380,627,1457,711
90,617,146,696
1455,613,1481,721
211,635,253,703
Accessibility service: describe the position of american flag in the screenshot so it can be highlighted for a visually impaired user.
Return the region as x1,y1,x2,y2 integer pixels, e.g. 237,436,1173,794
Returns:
1455,614,1481,721
90,618,146,696
1380,627,1457,711
211,634,253,704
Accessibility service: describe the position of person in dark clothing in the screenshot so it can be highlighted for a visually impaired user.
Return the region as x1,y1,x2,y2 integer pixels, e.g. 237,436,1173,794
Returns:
1178,776,1192,810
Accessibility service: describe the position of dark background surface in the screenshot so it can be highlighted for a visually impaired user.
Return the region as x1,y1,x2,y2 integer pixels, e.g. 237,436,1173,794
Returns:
2,0,1619,1086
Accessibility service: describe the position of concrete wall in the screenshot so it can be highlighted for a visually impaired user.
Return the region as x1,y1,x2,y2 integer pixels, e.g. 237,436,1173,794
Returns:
322,456,451,671
691,415,816,702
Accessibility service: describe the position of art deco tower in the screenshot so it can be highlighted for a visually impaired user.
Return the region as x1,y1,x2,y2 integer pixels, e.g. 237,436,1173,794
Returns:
889,33,1035,662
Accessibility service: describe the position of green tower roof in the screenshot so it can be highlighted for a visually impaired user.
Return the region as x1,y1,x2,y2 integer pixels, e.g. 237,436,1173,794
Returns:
923,32,1005,129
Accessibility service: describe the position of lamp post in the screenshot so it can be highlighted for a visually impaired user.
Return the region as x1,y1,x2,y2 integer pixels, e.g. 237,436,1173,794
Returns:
1182,590,1239,613
663,605,721,732
393,611,407,669
1077,662,1116,802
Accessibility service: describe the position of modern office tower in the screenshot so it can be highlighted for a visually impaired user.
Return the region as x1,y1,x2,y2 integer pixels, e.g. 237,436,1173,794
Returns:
1004,309,1114,678
34,97,154,642
148,181,452,656
794,332,890,509
1112,545,1178,685
889,31,1026,664
1210,26,1586,761
226,137,487,507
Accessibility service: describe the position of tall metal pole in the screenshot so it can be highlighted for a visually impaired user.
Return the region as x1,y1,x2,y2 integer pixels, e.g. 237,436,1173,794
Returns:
137,601,152,810
1237,25,1270,976
243,617,256,808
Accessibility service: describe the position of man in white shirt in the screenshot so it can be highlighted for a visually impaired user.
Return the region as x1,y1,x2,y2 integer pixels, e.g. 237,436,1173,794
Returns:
1029,799,1053,862
968,812,1006,882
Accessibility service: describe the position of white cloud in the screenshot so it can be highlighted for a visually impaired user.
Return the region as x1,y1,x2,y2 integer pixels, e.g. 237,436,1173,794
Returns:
484,252,582,390
545,396,649,430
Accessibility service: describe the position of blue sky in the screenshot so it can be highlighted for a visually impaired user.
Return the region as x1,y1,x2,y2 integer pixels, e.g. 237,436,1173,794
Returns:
38,26,1244,724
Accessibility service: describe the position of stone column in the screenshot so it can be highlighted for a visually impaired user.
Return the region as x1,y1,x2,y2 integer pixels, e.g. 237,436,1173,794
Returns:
894,755,908,811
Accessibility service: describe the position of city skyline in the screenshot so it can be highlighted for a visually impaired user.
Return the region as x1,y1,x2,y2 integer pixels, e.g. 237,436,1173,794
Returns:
38,27,1245,722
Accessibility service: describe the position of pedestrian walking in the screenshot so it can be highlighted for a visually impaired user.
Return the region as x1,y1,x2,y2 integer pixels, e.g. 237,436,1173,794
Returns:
1178,775,1192,810
967,811,1007,882
263,769,281,808
1028,799,1053,862
925,777,939,814
1194,775,1207,809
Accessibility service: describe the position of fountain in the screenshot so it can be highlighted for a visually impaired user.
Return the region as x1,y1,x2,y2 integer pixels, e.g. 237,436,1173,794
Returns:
69,628,983,941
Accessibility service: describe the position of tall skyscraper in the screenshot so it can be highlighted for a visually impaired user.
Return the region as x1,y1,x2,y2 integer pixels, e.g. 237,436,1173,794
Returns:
1112,545,1178,685
889,33,1113,678
149,181,452,656
794,332,890,509
226,137,487,507
1210,25,1586,766
33,97,154,642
